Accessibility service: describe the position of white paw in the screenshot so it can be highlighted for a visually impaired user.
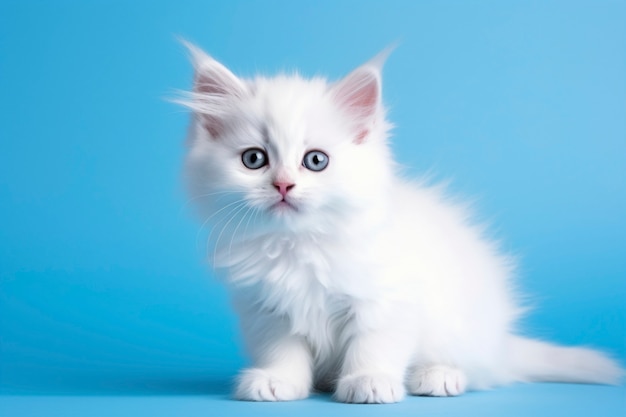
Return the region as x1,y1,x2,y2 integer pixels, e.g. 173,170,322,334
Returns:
234,368,309,401
334,373,406,404
408,365,467,397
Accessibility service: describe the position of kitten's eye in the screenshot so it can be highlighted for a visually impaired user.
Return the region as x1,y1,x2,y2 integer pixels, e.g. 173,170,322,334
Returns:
241,148,268,170
303,150,329,172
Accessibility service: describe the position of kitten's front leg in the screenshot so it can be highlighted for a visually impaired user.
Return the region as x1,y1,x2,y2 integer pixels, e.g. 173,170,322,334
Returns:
334,305,415,404
234,310,313,401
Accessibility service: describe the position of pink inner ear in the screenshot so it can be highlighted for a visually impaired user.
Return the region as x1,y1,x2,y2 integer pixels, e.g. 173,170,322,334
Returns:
334,69,380,144
193,68,241,139
195,72,231,96
198,114,223,139
344,73,378,109
194,73,223,137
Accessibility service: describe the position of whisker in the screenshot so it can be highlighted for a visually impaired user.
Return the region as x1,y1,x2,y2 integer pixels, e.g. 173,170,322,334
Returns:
204,201,246,257
180,190,241,215
212,202,250,266
228,204,256,264
243,205,260,242
196,198,247,250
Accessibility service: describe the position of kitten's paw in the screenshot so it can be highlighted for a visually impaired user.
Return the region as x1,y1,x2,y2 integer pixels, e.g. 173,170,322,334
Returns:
334,373,406,404
234,368,309,401
408,365,467,397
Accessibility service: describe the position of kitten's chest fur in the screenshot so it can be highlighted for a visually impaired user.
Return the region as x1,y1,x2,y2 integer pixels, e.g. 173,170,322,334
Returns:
219,231,376,353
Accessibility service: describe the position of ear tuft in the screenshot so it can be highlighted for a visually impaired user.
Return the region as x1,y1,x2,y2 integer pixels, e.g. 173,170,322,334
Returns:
179,40,247,138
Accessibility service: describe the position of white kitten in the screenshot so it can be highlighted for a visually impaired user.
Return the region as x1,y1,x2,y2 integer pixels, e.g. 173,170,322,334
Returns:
177,42,623,403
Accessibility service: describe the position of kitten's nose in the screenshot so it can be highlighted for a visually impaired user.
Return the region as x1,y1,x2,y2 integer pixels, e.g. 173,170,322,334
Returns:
273,181,295,198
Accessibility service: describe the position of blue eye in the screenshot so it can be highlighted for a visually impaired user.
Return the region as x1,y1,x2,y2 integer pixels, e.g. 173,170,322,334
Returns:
242,148,268,169
303,150,329,172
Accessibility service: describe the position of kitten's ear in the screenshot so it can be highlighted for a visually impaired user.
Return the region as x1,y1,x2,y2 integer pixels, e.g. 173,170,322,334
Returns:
182,40,247,138
331,50,390,144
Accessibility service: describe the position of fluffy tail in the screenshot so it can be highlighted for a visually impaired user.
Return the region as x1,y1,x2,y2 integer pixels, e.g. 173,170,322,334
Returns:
508,336,624,385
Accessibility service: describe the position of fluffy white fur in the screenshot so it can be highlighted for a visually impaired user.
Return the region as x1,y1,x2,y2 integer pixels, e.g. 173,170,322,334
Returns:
178,42,623,403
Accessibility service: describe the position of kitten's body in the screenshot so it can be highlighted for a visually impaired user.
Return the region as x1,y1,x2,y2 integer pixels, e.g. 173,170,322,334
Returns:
180,43,623,403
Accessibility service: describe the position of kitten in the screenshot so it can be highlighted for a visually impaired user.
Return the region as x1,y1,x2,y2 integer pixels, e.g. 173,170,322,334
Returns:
177,42,623,403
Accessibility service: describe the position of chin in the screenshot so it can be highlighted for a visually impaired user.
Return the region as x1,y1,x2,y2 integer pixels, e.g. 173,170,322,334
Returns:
270,206,301,225
266,203,316,232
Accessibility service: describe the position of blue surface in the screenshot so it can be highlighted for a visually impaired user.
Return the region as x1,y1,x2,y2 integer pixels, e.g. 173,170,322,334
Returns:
2,384,626,417
1,0,625,415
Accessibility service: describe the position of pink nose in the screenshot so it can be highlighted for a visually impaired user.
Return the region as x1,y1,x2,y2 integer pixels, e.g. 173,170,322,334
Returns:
273,181,295,197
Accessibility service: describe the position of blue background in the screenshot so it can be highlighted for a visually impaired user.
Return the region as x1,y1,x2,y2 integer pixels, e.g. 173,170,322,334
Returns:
1,0,624,416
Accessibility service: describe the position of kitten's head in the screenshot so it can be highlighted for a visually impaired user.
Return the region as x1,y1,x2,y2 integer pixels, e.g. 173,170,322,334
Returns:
180,42,394,237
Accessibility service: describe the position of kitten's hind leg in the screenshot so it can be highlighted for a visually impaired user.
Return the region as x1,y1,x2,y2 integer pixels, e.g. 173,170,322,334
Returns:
407,365,467,397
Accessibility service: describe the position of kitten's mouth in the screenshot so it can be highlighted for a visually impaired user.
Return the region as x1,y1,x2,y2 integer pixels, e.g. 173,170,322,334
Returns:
271,199,298,213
